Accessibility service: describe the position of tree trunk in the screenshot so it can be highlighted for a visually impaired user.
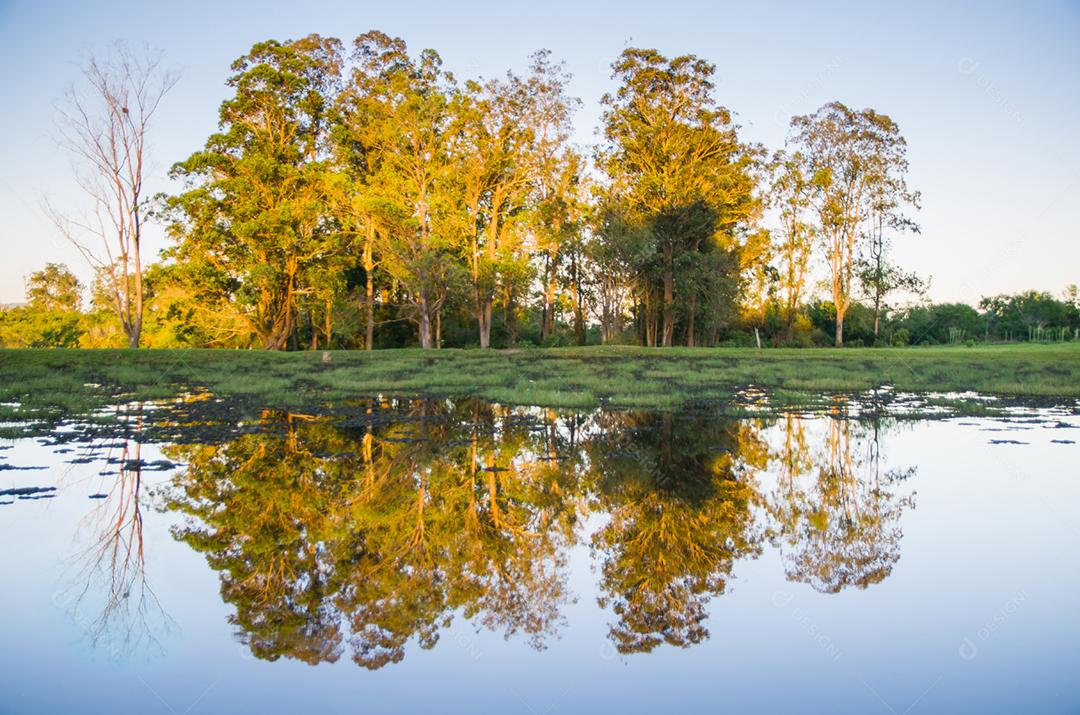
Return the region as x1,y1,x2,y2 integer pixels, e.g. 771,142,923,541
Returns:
364,228,375,351
324,299,333,348
644,289,657,347
478,295,492,349
661,249,674,347
418,296,433,349
571,253,585,345
129,264,143,349
835,311,845,347
686,292,697,347
541,255,556,341
505,287,518,346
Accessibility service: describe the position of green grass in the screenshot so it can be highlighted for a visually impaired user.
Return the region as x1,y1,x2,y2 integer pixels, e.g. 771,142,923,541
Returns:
1,343,1078,420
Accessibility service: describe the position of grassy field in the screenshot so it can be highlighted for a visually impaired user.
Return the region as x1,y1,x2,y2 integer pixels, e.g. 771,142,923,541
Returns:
2,343,1079,422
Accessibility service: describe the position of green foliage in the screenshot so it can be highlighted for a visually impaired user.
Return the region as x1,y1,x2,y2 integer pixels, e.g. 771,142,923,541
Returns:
25,263,82,312
594,48,758,347
30,33,1073,354
0,307,84,348
893,303,985,345
979,290,1080,342
166,35,345,350
1,262,86,347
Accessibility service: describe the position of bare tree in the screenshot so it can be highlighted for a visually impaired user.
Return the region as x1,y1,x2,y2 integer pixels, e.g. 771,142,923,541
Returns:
48,43,178,348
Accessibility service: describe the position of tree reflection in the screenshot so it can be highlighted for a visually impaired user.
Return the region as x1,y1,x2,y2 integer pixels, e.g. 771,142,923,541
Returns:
585,411,767,653
156,399,916,667
163,399,580,668
61,406,174,657
764,409,915,593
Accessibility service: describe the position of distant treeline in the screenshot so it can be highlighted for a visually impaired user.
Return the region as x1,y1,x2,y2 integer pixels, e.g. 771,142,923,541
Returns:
3,262,1077,348
13,33,1078,350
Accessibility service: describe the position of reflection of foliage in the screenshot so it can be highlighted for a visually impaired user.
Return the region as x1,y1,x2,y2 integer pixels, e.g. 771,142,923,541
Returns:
586,412,767,653
163,400,578,668
166,412,347,663
765,413,915,593
155,399,917,667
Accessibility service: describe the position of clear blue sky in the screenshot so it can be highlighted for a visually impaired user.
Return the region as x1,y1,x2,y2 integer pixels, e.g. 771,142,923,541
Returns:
1,0,1077,305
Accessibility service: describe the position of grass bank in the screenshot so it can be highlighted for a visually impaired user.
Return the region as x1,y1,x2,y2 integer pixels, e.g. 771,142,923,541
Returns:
1,343,1078,421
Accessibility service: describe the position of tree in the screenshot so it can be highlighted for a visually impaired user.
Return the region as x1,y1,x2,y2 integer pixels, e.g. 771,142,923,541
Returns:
738,227,776,348
0,306,84,348
789,102,918,346
857,157,924,340
449,72,534,348
49,43,178,348
167,35,344,350
596,48,758,347
0,262,85,348
521,51,582,343
979,290,1079,342
25,263,83,312
856,233,926,340
894,303,983,344
589,204,646,343
767,150,814,341
331,32,404,351
341,32,460,349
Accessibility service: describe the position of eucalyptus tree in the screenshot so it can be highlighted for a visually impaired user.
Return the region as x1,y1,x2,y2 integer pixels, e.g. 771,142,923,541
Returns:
596,48,758,347
167,35,344,350
521,51,582,343
449,73,533,348
768,150,815,340
443,50,581,349
331,31,404,350
337,31,462,349
789,102,918,347
856,181,925,339
534,147,586,341
589,203,649,343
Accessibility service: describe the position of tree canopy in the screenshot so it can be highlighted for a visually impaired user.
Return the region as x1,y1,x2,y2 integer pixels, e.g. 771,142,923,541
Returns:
26,30,1075,351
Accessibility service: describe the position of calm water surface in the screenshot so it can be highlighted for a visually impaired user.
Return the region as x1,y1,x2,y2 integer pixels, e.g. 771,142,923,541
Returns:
1,397,1078,714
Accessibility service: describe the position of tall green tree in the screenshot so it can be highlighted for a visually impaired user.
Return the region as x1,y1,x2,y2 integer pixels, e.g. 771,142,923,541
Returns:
596,48,757,347
0,262,85,348
337,31,461,349
449,73,533,348
167,35,344,350
520,51,582,343
767,150,814,341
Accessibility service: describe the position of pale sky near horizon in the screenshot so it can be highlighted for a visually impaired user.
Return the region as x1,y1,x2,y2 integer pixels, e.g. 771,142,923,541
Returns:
0,0,1077,306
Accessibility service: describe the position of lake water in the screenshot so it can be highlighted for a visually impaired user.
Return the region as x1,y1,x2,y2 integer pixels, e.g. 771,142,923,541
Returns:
1,397,1078,714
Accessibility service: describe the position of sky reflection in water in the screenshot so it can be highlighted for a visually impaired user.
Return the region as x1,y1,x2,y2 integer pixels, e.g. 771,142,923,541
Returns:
0,398,1077,714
